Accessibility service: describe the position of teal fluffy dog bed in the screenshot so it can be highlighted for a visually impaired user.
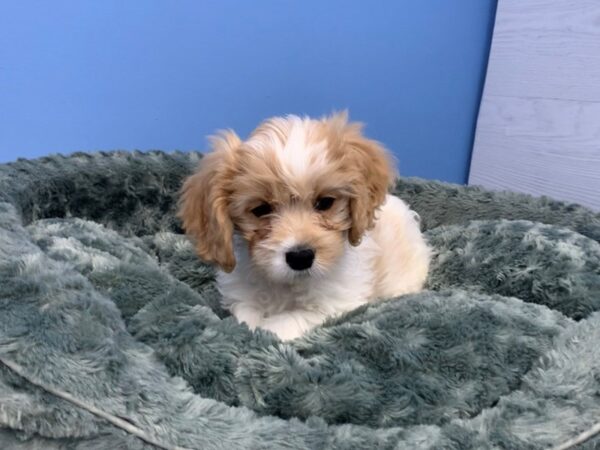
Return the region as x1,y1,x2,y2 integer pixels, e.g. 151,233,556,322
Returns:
1,151,600,449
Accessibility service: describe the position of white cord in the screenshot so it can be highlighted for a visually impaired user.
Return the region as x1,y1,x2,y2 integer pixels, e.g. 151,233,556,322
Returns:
551,421,600,450
0,357,192,450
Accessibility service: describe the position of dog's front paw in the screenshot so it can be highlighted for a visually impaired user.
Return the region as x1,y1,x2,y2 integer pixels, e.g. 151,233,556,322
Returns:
230,303,265,330
259,316,304,341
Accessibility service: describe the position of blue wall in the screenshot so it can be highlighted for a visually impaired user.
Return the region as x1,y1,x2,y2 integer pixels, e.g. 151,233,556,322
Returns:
0,0,496,183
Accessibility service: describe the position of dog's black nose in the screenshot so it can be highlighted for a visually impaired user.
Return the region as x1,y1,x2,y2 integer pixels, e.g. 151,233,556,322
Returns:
285,247,315,271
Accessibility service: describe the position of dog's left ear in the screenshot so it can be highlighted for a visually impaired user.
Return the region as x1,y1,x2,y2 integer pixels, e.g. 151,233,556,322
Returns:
330,113,396,245
177,131,240,272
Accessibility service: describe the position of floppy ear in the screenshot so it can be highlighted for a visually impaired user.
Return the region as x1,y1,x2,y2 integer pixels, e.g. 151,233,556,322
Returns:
332,113,396,245
177,131,241,272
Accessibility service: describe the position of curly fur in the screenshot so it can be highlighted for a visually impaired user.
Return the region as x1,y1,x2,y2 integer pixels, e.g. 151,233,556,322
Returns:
178,114,429,340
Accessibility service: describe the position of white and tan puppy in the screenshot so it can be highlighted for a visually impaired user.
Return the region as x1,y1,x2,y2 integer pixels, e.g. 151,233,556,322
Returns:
179,112,430,340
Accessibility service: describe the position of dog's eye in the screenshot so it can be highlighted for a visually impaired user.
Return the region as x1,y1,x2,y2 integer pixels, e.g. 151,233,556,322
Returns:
315,196,335,211
251,202,273,217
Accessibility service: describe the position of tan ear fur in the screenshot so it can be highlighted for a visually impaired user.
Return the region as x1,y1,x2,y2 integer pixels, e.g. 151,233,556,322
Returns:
177,131,241,272
327,112,396,245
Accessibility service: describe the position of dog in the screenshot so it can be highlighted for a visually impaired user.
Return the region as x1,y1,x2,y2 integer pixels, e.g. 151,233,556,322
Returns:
178,112,430,340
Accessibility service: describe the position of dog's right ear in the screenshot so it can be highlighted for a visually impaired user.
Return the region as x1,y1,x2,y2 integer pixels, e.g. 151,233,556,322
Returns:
178,131,241,273
324,112,396,246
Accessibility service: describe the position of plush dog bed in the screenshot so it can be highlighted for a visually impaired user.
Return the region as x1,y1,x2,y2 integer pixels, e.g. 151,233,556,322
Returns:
1,151,599,449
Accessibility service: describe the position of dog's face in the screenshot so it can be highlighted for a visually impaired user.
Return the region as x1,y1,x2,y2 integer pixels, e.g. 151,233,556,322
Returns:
178,112,395,282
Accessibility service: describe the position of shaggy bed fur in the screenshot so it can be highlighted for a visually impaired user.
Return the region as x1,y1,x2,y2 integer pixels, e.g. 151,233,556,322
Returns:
0,151,599,449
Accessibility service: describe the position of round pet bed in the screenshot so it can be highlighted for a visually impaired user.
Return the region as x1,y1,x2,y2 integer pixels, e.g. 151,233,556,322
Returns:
0,151,599,449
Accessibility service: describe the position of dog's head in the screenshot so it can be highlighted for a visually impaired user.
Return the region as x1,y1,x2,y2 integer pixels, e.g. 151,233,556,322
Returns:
178,112,395,281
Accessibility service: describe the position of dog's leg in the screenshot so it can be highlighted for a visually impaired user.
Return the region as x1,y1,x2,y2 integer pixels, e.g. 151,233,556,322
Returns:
230,302,265,330
259,310,327,341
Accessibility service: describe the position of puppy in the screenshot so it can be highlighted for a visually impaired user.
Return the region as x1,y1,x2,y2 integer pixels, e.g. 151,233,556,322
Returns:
178,112,430,340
